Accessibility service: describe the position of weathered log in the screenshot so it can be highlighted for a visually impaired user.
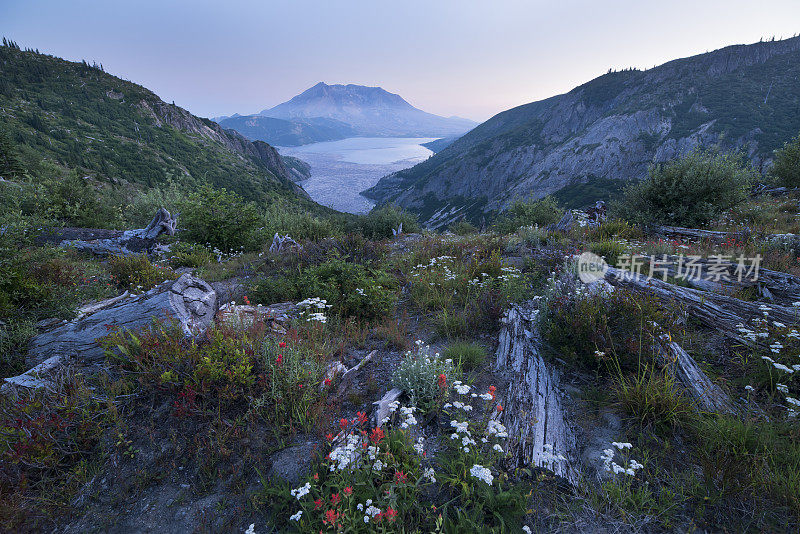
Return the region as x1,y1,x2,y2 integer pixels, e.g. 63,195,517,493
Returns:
1,355,64,394
604,266,800,346
494,302,577,484
635,255,800,305
553,210,575,232
651,224,799,245
27,274,216,366
653,331,736,414
60,208,178,256
373,387,403,428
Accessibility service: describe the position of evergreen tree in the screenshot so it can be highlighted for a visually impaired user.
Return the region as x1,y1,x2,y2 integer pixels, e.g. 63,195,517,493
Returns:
771,132,800,187
0,129,24,178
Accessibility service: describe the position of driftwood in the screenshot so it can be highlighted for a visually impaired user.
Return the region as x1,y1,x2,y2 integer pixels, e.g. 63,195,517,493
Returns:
27,274,216,367
333,350,377,396
392,223,403,237
60,208,178,256
494,303,577,484
603,266,800,346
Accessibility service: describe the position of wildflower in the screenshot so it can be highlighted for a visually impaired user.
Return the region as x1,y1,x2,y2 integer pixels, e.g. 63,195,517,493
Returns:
330,493,341,506
245,524,256,534
278,341,286,348
384,506,398,522
438,373,447,389
356,411,368,425
343,486,353,496
289,510,302,521
314,498,323,510
275,354,283,366
496,404,503,412
523,527,532,534
493,443,504,453
323,509,339,526
423,467,436,482
326,433,334,441
373,459,384,471
470,464,494,485
290,482,311,500
744,385,754,392
370,427,385,444
394,470,408,484
612,442,632,449
339,418,349,429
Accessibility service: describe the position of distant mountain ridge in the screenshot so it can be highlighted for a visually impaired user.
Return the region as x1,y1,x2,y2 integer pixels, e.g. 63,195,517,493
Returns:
217,83,478,145
218,115,356,147
365,36,800,228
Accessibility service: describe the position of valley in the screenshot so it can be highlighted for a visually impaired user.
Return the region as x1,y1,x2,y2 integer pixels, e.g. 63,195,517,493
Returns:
278,137,437,213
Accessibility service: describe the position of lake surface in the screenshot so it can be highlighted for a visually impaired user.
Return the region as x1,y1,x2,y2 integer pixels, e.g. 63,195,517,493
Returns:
278,137,437,214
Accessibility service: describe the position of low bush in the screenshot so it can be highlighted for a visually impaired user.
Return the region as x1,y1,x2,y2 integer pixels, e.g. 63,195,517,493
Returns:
449,219,478,235
391,341,455,412
167,241,214,269
354,205,420,239
180,185,261,252
107,253,176,291
771,131,800,188
250,258,397,322
614,149,755,227
494,196,562,233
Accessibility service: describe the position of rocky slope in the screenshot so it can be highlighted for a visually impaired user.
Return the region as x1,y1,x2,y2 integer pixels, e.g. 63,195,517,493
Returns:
365,36,800,227
0,44,314,206
258,82,478,138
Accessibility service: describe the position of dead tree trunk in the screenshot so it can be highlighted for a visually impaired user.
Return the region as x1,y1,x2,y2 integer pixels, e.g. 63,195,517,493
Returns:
604,266,800,346
27,274,216,367
60,208,178,256
494,303,577,484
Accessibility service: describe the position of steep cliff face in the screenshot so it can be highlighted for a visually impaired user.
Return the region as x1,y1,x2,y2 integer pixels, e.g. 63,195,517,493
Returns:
366,37,800,227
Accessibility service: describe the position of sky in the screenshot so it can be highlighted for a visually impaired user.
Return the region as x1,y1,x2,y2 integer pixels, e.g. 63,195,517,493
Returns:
2,1,799,122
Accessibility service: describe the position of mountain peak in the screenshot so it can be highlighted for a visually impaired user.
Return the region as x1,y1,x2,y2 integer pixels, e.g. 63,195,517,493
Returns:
257,83,477,138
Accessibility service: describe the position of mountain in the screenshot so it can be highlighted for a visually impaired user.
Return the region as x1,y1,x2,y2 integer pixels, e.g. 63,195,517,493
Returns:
0,43,319,209
258,82,478,138
422,136,459,153
365,36,800,228
218,114,356,146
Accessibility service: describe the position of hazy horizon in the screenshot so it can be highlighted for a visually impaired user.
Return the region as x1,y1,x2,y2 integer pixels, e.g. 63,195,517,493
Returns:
2,0,799,122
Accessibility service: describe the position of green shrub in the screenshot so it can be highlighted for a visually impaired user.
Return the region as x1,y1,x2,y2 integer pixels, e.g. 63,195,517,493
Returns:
614,150,755,227
250,258,396,322
261,204,346,241
355,205,421,239
449,219,478,235
180,185,261,252
771,131,800,187
167,241,214,269
443,342,488,371
589,239,628,266
391,341,455,412
494,196,562,233
108,254,176,291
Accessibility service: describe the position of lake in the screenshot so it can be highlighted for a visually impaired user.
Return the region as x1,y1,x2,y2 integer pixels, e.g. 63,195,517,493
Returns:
278,137,437,214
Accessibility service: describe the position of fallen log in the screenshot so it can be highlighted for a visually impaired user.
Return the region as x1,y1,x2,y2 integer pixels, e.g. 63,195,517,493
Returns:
640,255,800,305
651,224,799,245
653,330,736,414
604,266,800,346
1,355,65,394
60,208,178,256
494,302,577,484
27,274,216,367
